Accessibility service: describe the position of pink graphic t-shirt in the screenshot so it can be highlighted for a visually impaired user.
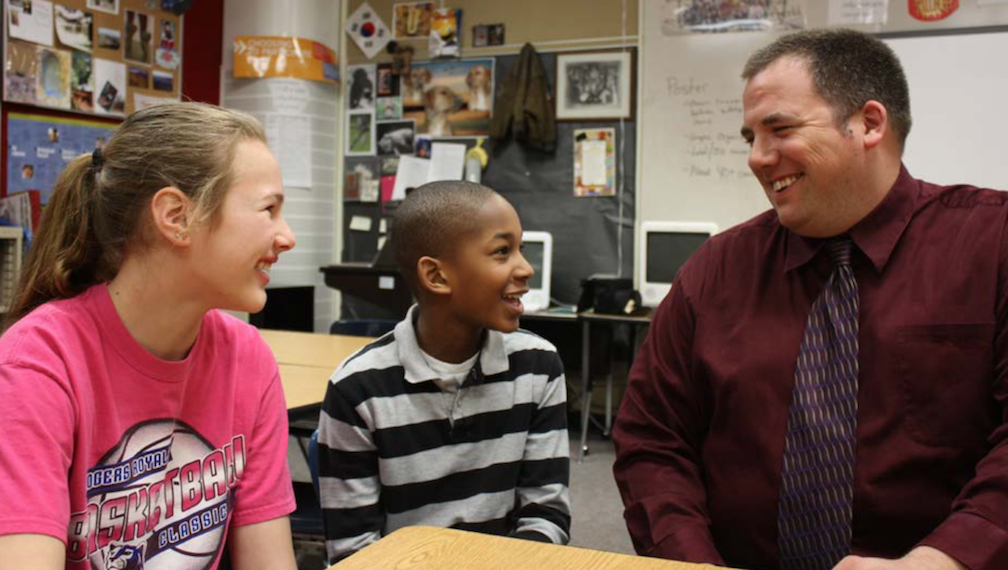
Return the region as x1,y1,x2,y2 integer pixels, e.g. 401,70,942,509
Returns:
0,284,296,569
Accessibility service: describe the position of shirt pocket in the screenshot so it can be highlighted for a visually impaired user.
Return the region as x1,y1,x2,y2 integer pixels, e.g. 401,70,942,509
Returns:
895,323,994,448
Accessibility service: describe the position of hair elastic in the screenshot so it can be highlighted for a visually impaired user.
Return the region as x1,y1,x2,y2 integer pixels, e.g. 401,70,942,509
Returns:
92,148,104,170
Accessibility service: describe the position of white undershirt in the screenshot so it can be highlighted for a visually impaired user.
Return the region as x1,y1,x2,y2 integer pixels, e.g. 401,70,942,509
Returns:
421,350,479,424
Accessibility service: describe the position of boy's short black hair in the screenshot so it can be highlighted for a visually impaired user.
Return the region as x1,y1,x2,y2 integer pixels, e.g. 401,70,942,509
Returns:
392,180,499,296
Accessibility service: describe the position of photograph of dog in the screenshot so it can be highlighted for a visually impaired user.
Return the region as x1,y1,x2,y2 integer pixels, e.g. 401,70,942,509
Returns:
402,66,431,108
348,64,376,111
465,65,492,112
401,59,494,136
424,86,460,136
376,120,416,156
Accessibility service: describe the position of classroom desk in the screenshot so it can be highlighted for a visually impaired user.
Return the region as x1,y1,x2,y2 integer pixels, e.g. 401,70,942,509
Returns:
257,329,373,413
522,308,653,462
329,526,726,570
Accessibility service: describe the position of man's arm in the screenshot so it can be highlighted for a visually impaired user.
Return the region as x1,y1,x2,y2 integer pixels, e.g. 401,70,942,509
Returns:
317,380,384,563
228,517,297,570
510,354,571,544
612,279,725,565
0,534,64,570
833,546,967,570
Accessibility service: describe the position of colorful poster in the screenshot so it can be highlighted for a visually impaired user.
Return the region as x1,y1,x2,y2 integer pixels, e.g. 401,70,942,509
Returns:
36,47,72,109
7,113,117,204
71,51,94,112
574,128,616,197
402,58,494,137
345,1,392,60
908,0,958,20
429,8,461,59
661,0,806,34
5,40,39,104
124,10,154,65
393,1,433,39
232,36,339,84
155,18,179,69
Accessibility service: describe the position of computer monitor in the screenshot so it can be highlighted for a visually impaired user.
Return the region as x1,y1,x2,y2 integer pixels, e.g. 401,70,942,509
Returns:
521,231,552,313
638,221,718,308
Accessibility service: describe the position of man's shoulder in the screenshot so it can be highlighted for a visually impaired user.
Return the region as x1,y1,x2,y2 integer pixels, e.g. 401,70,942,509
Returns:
920,179,1008,211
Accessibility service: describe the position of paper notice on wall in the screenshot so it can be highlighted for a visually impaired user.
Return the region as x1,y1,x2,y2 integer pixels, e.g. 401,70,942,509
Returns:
828,0,889,25
581,140,609,186
392,155,430,201
428,142,465,181
261,113,313,190
7,0,54,46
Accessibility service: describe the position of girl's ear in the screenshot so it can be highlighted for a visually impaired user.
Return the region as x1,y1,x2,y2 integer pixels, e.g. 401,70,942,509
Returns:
150,186,193,246
417,255,451,296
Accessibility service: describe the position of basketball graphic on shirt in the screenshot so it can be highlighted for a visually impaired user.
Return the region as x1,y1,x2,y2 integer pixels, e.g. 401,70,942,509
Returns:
67,419,246,570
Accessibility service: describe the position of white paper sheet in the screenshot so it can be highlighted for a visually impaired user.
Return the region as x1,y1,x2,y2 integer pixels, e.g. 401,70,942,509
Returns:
581,140,608,186
8,0,54,46
133,92,174,110
392,155,431,201
349,215,373,231
429,142,466,182
261,114,313,189
93,58,126,116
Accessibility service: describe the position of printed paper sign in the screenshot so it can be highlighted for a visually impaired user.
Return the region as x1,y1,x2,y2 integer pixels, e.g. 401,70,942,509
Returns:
233,36,339,84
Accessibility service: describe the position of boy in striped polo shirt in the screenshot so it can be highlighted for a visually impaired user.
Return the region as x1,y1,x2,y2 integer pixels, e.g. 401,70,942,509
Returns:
317,181,571,562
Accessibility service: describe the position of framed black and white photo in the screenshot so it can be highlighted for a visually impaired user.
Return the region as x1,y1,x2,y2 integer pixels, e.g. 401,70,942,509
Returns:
376,119,416,156
555,49,635,121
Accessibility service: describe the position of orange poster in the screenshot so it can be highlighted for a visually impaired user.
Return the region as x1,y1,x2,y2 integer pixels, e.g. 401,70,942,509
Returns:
233,36,339,84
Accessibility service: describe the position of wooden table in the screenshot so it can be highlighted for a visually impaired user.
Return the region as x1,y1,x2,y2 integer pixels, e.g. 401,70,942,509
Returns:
329,526,726,570
258,329,373,412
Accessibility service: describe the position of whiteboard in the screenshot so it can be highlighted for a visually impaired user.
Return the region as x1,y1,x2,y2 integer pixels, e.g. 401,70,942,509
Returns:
638,1,1008,244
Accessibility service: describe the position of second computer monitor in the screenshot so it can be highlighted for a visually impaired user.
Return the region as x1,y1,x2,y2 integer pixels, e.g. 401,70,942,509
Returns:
521,231,552,313
638,221,718,308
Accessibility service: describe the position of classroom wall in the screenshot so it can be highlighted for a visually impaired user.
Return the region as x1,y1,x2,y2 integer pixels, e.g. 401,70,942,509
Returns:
339,0,642,317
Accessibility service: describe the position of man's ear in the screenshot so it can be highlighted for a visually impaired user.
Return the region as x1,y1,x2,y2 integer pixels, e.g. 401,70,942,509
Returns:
150,186,193,247
859,100,888,149
417,255,451,296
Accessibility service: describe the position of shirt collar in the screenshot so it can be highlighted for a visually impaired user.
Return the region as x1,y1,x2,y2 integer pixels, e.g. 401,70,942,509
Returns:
784,164,918,273
397,304,511,384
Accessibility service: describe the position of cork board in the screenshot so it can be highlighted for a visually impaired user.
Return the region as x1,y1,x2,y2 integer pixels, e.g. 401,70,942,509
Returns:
3,0,183,116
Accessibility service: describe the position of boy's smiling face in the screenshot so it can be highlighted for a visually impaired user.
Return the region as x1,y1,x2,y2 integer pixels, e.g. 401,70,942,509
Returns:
442,194,533,334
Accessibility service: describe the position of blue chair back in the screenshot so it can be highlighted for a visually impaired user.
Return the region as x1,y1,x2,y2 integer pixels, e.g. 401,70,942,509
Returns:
308,428,321,500
329,319,397,337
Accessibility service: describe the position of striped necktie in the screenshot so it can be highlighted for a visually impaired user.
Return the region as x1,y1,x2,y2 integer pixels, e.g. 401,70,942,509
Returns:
777,237,859,570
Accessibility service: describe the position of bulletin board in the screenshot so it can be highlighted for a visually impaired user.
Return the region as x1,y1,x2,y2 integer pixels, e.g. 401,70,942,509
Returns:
3,0,183,117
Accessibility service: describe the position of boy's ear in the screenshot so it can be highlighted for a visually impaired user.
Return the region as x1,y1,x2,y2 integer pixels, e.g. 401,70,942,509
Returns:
150,186,194,247
417,255,451,296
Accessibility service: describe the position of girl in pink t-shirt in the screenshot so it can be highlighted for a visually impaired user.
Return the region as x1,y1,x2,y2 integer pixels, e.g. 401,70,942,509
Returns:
0,102,298,570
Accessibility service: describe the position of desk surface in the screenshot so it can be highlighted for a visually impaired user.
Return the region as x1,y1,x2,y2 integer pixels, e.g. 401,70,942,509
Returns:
258,329,373,411
329,526,725,570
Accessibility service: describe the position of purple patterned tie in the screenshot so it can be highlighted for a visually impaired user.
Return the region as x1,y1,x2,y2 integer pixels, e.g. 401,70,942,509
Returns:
777,237,859,570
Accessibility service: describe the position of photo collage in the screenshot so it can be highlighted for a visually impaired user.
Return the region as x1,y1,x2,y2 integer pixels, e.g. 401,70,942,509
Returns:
3,0,183,116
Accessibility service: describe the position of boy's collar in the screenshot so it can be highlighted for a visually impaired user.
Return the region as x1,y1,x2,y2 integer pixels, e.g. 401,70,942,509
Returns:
397,304,510,384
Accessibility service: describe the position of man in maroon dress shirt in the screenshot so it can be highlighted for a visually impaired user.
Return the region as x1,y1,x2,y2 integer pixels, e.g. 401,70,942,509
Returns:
613,29,1008,570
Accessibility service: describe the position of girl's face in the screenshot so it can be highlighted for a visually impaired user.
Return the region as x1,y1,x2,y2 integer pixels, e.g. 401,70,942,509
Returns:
187,139,295,313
